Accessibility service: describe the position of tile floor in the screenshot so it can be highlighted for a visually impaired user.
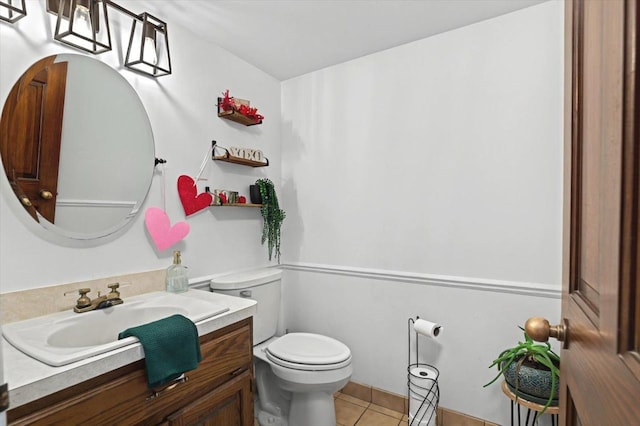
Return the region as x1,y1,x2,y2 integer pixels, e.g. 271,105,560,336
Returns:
255,390,494,425
335,391,410,426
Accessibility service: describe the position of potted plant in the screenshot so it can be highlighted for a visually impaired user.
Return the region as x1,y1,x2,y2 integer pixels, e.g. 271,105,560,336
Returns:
255,178,285,263
484,328,560,413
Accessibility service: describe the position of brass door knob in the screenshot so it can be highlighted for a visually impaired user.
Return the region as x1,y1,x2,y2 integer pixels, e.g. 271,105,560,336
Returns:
525,317,568,344
39,189,53,199
20,196,32,207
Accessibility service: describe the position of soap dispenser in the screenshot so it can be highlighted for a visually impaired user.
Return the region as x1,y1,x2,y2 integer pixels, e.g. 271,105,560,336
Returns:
166,250,189,293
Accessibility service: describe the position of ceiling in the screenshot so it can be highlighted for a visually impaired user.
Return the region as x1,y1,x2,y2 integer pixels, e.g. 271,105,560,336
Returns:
122,0,549,81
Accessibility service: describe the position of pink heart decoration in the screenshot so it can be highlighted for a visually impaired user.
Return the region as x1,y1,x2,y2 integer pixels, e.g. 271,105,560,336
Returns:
177,175,213,216
145,207,190,251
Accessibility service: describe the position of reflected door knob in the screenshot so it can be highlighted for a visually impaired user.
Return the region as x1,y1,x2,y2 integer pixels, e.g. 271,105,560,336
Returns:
39,189,53,199
525,317,568,346
20,196,32,207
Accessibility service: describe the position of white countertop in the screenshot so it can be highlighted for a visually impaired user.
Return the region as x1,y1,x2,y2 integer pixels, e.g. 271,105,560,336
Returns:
2,290,257,410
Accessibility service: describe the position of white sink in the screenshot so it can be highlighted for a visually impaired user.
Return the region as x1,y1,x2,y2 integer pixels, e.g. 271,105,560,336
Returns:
2,291,229,366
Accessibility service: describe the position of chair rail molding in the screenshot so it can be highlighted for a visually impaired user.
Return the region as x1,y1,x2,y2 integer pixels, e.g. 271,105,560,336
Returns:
280,262,561,299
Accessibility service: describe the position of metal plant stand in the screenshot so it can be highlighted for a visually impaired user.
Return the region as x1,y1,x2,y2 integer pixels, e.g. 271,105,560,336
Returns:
501,381,559,426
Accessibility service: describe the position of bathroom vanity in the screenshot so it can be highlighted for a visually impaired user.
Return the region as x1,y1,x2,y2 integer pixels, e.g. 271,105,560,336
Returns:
3,292,257,426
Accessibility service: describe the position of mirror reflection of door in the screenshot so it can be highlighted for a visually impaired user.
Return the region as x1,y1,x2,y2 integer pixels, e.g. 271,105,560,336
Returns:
0,56,67,224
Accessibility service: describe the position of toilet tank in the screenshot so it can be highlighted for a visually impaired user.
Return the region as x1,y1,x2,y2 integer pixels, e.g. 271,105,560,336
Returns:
210,268,282,345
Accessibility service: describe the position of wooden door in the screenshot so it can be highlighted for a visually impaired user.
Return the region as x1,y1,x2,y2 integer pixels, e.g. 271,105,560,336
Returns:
0,57,67,223
561,0,640,424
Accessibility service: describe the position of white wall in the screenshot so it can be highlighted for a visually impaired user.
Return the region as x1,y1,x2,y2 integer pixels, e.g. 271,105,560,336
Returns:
280,2,564,424
0,0,281,293
281,1,563,285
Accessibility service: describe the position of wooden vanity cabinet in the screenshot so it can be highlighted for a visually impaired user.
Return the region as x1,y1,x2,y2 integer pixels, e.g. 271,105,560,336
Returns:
7,318,254,426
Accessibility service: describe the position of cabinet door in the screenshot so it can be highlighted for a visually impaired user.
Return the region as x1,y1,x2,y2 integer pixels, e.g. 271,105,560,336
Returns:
164,369,253,426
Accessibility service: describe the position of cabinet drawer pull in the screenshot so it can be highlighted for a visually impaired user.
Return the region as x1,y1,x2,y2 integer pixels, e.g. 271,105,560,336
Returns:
146,374,188,401
231,367,246,376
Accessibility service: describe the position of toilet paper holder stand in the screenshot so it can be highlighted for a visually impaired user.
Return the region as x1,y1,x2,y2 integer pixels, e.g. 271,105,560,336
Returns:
407,317,440,426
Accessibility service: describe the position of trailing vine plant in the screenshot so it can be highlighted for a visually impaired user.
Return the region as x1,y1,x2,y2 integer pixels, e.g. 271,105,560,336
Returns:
255,178,285,263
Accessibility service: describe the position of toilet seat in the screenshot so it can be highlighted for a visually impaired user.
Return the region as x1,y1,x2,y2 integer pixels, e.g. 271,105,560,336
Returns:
265,333,352,371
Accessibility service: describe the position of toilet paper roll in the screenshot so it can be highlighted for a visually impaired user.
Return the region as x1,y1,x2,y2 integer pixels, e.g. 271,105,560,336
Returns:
409,366,438,381
409,401,436,426
409,366,438,426
409,392,437,426
413,319,442,338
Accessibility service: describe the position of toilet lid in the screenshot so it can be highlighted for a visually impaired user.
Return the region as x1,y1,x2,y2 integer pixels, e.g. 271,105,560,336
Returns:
265,333,351,370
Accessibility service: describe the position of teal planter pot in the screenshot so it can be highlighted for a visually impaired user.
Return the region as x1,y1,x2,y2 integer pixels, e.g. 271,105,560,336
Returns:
503,358,559,404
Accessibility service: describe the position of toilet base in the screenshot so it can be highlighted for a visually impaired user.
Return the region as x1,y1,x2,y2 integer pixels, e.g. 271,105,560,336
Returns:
288,391,336,426
257,407,288,426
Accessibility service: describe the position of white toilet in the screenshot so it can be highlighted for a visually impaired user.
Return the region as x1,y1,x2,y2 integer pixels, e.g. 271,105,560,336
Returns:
210,268,352,426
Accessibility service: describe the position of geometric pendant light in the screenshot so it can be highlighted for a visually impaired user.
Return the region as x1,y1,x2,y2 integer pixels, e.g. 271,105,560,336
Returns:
45,0,172,77
52,0,112,54
0,0,27,23
124,12,172,77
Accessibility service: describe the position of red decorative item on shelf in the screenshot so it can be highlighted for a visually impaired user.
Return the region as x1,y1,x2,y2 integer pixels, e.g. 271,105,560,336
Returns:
238,196,247,204
218,193,228,204
219,89,235,112
217,89,264,124
237,104,264,122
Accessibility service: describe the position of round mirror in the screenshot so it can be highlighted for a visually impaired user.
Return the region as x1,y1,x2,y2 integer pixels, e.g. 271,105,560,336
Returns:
0,54,155,242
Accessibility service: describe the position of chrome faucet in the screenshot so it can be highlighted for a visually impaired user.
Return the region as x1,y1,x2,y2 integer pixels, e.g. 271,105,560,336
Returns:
66,283,124,313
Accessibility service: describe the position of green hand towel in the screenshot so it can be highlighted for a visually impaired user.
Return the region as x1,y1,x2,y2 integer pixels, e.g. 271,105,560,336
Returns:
118,314,202,389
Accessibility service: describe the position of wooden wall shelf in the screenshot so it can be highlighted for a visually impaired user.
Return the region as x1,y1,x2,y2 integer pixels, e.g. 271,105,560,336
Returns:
213,155,268,167
211,203,262,208
211,141,268,167
217,97,263,126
